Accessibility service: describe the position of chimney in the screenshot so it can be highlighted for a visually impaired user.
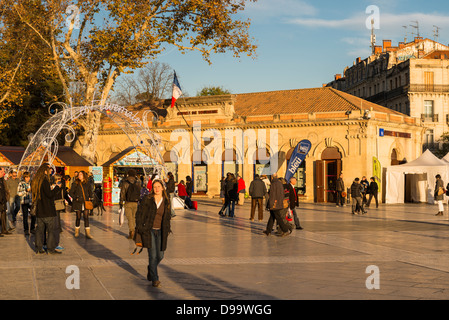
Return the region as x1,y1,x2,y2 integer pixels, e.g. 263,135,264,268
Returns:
374,46,382,54
383,40,392,52
398,42,405,49
356,57,361,64
335,74,342,80
414,36,423,43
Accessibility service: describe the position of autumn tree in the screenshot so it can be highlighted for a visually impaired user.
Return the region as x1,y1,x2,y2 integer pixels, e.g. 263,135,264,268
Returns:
3,0,257,163
0,2,64,145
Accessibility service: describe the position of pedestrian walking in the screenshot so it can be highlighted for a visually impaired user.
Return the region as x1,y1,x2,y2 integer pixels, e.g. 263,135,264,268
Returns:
31,163,63,254
166,172,176,217
17,172,35,235
287,177,303,230
237,174,246,205
224,173,238,217
360,176,369,204
185,175,193,198
119,169,142,239
249,174,267,221
434,174,445,216
135,179,172,288
6,170,20,228
0,167,10,236
336,173,345,207
219,176,226,204
351,177,366,215
366,177,379,208
263,173,293,236
69,170,94,239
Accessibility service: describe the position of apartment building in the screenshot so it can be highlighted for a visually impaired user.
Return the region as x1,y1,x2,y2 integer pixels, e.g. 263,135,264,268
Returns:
327,37,449,152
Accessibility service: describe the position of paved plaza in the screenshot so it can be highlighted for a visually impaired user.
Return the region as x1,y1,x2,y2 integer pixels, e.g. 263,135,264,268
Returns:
1,198,449,301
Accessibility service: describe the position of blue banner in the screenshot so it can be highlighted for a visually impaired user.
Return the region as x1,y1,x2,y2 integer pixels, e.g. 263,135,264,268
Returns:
285,140,312,183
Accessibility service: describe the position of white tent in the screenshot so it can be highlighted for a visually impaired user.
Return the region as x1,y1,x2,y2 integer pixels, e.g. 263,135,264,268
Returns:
385,150,449,204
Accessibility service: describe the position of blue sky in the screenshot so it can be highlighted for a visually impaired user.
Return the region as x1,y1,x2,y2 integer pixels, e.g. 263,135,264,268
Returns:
130,0,449,97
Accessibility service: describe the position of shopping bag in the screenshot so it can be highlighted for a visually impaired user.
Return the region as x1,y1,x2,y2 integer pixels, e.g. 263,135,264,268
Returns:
119,207,125,226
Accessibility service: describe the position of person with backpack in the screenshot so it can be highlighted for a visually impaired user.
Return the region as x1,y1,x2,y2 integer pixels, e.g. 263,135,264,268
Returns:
120,169,142,239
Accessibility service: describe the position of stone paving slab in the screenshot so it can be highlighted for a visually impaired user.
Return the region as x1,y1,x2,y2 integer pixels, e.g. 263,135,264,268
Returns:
1,199,449,301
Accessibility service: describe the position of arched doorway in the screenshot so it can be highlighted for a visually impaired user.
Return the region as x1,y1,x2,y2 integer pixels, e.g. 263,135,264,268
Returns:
192,150,208,194
315,147,342,203
253,148,271,178
222,149,238,177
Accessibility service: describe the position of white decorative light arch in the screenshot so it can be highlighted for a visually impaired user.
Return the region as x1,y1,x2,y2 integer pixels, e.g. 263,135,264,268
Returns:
18,102,167,181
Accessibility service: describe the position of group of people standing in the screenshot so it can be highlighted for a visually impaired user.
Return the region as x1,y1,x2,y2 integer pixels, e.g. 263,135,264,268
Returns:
0,164,98,253
335,174,379,215
218,172,303,235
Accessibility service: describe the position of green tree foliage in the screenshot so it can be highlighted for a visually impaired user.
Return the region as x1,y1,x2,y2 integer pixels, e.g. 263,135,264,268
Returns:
2,0,258,162
197,86,231,96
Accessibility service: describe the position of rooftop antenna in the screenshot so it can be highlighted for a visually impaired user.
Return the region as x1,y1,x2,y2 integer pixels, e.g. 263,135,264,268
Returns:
410,20,420,38
433,25,441,44
370,18,376,55
402,25,408,43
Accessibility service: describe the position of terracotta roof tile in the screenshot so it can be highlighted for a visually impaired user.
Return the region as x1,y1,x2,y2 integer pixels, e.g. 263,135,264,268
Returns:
234,87,404,117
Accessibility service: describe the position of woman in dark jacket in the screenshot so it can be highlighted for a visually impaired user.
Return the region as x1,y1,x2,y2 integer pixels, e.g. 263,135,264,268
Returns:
135,179,172,288
31,163,62,254
69,171,94,238
434,174,445,216
224,173,238,217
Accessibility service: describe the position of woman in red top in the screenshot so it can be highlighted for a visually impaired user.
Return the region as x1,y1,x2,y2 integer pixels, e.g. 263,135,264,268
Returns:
177,180,188,200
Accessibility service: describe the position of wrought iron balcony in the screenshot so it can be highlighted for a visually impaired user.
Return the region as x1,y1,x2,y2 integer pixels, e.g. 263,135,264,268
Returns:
421,114,439,122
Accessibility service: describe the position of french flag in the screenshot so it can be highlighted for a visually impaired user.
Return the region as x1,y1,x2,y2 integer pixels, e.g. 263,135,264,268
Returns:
171,71,182,108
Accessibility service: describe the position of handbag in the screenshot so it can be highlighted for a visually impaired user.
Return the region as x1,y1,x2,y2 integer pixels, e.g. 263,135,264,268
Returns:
30,202,37,217
54,189,65,211
438,187,445,196
80,183,94,210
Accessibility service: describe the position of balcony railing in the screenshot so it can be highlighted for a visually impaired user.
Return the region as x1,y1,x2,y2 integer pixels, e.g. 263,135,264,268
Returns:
410,84,449,93
421,114,439,122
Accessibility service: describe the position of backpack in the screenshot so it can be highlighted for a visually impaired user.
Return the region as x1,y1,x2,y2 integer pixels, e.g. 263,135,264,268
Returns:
126,180,141,202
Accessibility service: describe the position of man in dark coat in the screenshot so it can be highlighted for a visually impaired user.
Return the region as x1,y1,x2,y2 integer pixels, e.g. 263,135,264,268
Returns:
249,174,267,221
351,177,366,215
120,169,142,239
336,173,345,207
287,177,303,230
263,173,293,236
366,177,379,208
0,167,9,236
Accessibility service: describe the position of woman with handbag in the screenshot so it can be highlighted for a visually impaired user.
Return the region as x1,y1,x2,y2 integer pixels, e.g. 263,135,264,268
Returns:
135,179,172,288
69,170,94,238
434,174,445,216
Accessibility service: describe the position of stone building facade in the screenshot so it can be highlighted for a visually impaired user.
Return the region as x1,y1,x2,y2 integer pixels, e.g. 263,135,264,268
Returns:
84,87,424,203
327,37,449,153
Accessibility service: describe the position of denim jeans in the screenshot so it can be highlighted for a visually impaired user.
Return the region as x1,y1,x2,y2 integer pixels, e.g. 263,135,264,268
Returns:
225,200,235,217
35,216,58,252
147,229,164,282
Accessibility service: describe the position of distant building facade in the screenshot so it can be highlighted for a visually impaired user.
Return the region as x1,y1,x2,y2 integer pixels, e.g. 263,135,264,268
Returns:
81,87,424,203
327,37,449,153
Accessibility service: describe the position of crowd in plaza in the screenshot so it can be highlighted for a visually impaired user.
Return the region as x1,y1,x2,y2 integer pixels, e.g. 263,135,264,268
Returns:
2,162,449,288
